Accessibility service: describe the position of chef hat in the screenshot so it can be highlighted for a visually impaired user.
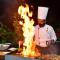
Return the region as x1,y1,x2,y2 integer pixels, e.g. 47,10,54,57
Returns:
38,7,49,20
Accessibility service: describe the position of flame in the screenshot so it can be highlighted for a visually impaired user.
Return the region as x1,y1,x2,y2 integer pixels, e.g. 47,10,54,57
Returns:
18,4,40,57
19,21,23,25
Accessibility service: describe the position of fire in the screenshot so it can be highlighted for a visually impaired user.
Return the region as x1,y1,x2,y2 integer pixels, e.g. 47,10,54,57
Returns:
19,21,23,25
18,4,40,57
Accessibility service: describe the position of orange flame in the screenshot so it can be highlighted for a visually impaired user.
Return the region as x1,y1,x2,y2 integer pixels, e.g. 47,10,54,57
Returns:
18,4,40,57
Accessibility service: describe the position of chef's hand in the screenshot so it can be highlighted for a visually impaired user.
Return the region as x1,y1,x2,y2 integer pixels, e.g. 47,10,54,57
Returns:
50,40,55,44
46,41,51,46
46,40,55,46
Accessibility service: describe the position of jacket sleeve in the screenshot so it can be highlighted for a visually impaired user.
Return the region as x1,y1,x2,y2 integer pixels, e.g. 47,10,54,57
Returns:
50,26,57,41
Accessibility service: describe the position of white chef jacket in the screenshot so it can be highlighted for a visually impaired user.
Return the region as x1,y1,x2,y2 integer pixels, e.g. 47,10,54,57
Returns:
34,24,57,47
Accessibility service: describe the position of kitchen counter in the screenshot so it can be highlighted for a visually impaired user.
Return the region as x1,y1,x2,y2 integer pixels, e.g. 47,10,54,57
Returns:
0,42,60,60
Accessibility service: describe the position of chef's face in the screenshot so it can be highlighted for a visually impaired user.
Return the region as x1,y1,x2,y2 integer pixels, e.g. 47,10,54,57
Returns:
38,19,46,27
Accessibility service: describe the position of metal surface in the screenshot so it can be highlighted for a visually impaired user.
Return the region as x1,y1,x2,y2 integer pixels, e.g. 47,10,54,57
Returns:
5,55,41,60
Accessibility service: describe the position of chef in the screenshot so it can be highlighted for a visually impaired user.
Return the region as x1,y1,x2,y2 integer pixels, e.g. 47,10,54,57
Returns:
34,6,57,54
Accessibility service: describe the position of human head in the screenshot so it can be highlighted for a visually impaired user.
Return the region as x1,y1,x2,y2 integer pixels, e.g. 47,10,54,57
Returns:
38,6,49,27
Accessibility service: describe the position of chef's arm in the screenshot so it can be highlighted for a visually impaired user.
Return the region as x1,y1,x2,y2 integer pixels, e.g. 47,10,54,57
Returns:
50,27,57,43
46,27,57,46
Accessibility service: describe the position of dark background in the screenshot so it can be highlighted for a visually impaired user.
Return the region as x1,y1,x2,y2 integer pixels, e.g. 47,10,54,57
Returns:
28,0,60,28
0,0,60,29
0,0,60,40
